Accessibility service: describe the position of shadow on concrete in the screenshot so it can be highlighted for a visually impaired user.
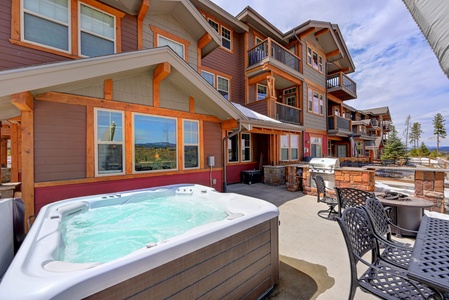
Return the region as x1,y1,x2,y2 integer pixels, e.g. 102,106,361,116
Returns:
263,255,335,300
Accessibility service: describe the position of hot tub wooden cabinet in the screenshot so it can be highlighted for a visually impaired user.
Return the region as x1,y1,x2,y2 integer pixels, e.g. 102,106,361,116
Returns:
86,218,279,299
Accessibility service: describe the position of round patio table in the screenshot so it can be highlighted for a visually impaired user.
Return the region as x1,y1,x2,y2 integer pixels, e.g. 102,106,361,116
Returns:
376,193,434,236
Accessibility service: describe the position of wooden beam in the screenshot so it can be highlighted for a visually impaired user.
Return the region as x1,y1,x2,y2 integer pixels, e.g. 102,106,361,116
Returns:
21,108,34,231
189,96,195,113
125,111,133,175
153,62,171,108
10,124,19,182
198,33,212,50
315,28,330,38
248,72,271,85
104,79,113,100
299,27,315,38
11,92,33,111
326,49,340,59
137,0,149,50
86,106,94,178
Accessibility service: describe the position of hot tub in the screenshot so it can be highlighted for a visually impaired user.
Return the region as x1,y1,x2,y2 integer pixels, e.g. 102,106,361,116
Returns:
0,184,279,299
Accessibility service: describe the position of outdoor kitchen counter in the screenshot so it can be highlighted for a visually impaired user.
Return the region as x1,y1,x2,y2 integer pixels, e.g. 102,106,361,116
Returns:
376,193,434,236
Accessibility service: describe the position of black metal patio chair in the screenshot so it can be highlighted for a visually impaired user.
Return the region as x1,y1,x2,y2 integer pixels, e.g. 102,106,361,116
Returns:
364,197,417,245
313,175,338,220
335,187,375,217
337,207,443,300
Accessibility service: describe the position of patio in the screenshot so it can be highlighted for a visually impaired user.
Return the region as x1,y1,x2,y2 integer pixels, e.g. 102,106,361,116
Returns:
227,183,383,299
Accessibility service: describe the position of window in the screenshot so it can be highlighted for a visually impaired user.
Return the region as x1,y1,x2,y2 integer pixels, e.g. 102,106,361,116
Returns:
183,120,199,169
241,133,251,162
217,76,229,100
95,109,124,176
158,35,185,59
221,26,231,50
19,0,120,57
307,88,324,115
133,114,177,172
228,133,238,162
23,0,70,51
201,71,215,86
283,87,296,106
80,3,115,57
307,46,324,73
291,134,299,160
311,136,323,158
207,17,232,51
280,134,299,161
337,145,347,157
280,135,289,161
208,19,219,33
257,84,267,100
255,36,263,45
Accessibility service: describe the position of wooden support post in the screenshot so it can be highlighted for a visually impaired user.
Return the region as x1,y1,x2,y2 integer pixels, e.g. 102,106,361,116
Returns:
153,62,171,108
104,79,113,100
137,0,149,50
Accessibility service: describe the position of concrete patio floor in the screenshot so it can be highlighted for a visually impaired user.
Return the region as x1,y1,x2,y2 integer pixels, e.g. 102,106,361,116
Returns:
226,182,380,300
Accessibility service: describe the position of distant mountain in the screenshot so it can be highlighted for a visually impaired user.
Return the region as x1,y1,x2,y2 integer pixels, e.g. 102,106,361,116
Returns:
428,146,449,153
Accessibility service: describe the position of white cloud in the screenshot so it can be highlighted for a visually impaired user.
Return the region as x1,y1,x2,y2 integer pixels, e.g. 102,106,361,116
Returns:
212,0,449,146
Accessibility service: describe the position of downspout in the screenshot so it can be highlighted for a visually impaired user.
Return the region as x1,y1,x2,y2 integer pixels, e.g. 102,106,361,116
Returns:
294,30,308,157
223,121,242,193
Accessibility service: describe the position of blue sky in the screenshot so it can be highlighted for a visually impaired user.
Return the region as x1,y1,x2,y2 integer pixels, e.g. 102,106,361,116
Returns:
212,0,449,147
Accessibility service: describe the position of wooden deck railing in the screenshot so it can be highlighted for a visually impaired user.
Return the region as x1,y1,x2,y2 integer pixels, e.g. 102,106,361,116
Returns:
276,102,301,125
327,72,356,95
328,115,351,131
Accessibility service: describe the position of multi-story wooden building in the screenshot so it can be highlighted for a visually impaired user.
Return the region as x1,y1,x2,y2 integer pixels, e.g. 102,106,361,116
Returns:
0,0,388,220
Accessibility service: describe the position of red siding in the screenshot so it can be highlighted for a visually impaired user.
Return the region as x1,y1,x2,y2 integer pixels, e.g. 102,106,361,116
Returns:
34,171,223,213
121,14,138,52
203,121,223,167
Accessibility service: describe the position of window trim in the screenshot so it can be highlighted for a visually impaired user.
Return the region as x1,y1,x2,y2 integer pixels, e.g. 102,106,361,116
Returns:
257,84,267,101
227,131,239,163
132,112,178,174
280,134,300,161
201,70,215,87
306,45,324,74
307,87,324,116
200,67,232,100
151,25,190,61
183,119,200,170
221,25,232,51
205,15,233,52
241,133,251,162
94,108,125,177
217,75,230,100
13,0,124,58
157,34,186,59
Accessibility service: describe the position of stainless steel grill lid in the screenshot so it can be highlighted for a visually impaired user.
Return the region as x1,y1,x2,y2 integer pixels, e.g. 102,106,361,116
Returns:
309,158,340,174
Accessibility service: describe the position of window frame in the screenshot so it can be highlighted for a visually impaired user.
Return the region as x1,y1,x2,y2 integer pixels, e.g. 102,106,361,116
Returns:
15,0,123,58
241,133,251,162
307,87,324,116
132,113,178,173
228,131,239,163
183,119,200,169
201,70,215,87
79,2,116,57
217,75,230,100
221,25,232,51
94,108,125,177
306,46,324,74
311,136,323,158
206,16,233,52
257,84,267,101
280,134,299,161
157,34,185,59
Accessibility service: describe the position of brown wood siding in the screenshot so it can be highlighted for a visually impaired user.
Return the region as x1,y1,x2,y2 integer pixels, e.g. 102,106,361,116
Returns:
0,1,68,70
34,101,86,182
121,14,138,52
85,218,278,299
202,31,245,105
203,121,222,168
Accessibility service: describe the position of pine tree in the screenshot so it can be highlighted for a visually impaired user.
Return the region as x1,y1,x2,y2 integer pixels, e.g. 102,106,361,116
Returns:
409,122,423,149
419,142,430,157
381,125,407,161
403,115,411,150
433,113,447,153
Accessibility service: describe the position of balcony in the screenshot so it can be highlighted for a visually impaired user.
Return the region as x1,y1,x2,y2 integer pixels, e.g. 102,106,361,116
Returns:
328,115,353,136
248,38,300,73
276,102,301,125
327,72,357,100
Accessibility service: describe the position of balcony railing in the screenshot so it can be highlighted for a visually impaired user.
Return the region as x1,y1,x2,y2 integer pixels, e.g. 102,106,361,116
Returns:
365,140,376,147
248,38,300,72
327,72,357,100
328,115,351,131
276,103,301,125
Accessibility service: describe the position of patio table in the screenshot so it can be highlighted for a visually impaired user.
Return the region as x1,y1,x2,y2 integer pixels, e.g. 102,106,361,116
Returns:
407,215,449,292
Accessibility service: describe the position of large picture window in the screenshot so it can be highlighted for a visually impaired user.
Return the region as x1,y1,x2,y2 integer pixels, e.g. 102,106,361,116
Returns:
241,133,251,162
133,114,177,172
183,120,199,169
95,109,124,176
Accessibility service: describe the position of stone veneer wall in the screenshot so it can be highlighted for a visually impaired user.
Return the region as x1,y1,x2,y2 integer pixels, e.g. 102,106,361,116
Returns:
415,170,445,213
302,167,375,197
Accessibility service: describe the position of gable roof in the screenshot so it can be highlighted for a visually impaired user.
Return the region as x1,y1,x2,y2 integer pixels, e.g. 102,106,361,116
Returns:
0,47,245,121
360,107,391,120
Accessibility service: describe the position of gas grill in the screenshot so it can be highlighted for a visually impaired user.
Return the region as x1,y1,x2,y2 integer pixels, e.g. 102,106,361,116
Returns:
309,158,340,174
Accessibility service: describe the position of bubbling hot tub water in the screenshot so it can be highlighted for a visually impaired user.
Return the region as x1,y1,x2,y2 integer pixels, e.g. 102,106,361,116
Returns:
62,195,227,263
